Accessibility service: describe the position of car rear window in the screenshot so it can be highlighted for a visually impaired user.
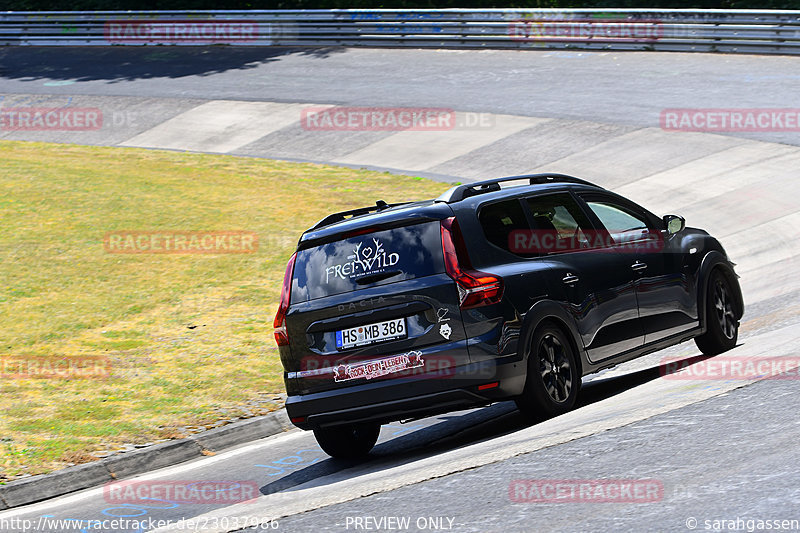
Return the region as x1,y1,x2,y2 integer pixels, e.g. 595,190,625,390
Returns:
291,221,444,303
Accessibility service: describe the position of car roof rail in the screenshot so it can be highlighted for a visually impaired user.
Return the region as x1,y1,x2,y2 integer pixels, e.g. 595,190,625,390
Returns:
309,200,410,230
435,173,601,203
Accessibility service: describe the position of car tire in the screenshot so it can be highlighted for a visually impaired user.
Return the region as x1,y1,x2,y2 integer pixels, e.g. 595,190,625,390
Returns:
313,422,381,459
515,323,580,422
695,269,739,356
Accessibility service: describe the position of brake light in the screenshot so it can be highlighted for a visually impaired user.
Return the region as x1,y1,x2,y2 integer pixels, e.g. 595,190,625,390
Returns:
341,227,378,239
273,252,297,347
440,217,503,308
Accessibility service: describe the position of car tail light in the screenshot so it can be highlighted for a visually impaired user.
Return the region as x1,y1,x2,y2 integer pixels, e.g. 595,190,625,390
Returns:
440,217,503,308
273,252,297,347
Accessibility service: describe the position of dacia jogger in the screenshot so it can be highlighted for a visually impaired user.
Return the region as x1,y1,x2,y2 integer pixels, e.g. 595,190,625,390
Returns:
274,174,743,458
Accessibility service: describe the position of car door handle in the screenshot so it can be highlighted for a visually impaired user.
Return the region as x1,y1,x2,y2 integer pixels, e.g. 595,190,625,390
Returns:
631,261,648,272
562,273,579,285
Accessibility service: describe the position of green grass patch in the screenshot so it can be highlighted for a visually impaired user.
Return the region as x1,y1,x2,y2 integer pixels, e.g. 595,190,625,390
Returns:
0,140,450,479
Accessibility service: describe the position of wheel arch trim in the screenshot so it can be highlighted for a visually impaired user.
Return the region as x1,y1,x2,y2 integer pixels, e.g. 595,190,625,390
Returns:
519,299,587,378
697,251,744,331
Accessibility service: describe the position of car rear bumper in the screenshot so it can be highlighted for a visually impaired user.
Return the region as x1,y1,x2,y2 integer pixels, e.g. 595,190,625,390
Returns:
286,356,525,430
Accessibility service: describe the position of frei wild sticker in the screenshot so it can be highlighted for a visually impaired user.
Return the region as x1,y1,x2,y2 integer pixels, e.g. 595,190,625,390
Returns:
325,238,400,283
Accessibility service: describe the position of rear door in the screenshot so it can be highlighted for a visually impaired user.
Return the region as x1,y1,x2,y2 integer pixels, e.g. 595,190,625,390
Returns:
284,220,470,394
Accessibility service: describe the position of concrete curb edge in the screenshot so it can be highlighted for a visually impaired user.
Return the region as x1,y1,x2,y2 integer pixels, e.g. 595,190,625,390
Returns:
0,409,291,510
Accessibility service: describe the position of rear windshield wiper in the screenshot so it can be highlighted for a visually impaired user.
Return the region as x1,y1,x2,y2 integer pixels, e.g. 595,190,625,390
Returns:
355,270,403,285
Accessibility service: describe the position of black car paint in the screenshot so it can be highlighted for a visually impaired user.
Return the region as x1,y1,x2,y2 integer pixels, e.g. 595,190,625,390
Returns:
278,181,743,430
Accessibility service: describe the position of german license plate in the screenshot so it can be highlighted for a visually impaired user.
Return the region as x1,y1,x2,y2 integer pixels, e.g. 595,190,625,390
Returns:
336,318,407,350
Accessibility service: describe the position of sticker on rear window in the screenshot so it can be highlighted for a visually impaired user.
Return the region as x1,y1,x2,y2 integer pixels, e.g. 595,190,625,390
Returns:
325,238,400,283
333,351,424,382
291,222,443,303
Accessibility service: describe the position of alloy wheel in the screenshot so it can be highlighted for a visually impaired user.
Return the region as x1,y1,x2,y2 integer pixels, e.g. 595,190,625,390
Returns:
714,279,737,340
537,334,573,403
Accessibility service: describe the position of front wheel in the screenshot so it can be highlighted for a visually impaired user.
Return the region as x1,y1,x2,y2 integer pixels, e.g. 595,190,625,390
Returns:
695,269,739,356
313,422,380,459
515,323,580,422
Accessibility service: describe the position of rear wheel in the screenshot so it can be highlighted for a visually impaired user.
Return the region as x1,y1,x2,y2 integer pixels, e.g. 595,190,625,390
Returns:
515,323,580,422
313,422,380,459
695,269,739,355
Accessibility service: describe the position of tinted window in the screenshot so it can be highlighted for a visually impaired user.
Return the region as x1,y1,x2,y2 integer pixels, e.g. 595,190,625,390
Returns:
521,193,596,255
478,199,530,253
291,222,443,303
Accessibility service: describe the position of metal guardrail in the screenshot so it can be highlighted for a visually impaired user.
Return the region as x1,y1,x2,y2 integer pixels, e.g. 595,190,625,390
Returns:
2,9,800,55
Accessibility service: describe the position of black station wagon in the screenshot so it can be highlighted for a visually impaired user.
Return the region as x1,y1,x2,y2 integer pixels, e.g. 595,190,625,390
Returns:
273,174,744,458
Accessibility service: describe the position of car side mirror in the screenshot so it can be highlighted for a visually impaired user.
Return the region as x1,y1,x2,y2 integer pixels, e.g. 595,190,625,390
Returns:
663,215,685,235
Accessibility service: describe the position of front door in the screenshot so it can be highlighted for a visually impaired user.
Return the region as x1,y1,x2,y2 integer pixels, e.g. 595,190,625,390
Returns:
521,192,644,363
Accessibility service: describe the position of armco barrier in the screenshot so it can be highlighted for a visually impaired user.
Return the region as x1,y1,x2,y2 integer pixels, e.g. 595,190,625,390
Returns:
2,9,800,55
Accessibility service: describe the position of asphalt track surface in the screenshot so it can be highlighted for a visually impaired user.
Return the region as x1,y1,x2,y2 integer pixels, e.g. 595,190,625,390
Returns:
1,47,800,146
1,47,800,533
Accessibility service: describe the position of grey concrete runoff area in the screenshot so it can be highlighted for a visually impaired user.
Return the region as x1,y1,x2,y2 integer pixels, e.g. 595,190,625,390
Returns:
1,46,799,533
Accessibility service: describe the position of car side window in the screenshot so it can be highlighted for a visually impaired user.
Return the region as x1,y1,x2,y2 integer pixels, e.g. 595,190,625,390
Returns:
584,199,651,246
520,193,596,255
478,199,531,254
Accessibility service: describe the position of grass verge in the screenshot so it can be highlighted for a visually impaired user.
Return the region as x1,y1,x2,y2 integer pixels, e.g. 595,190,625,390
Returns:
0,140,450,480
